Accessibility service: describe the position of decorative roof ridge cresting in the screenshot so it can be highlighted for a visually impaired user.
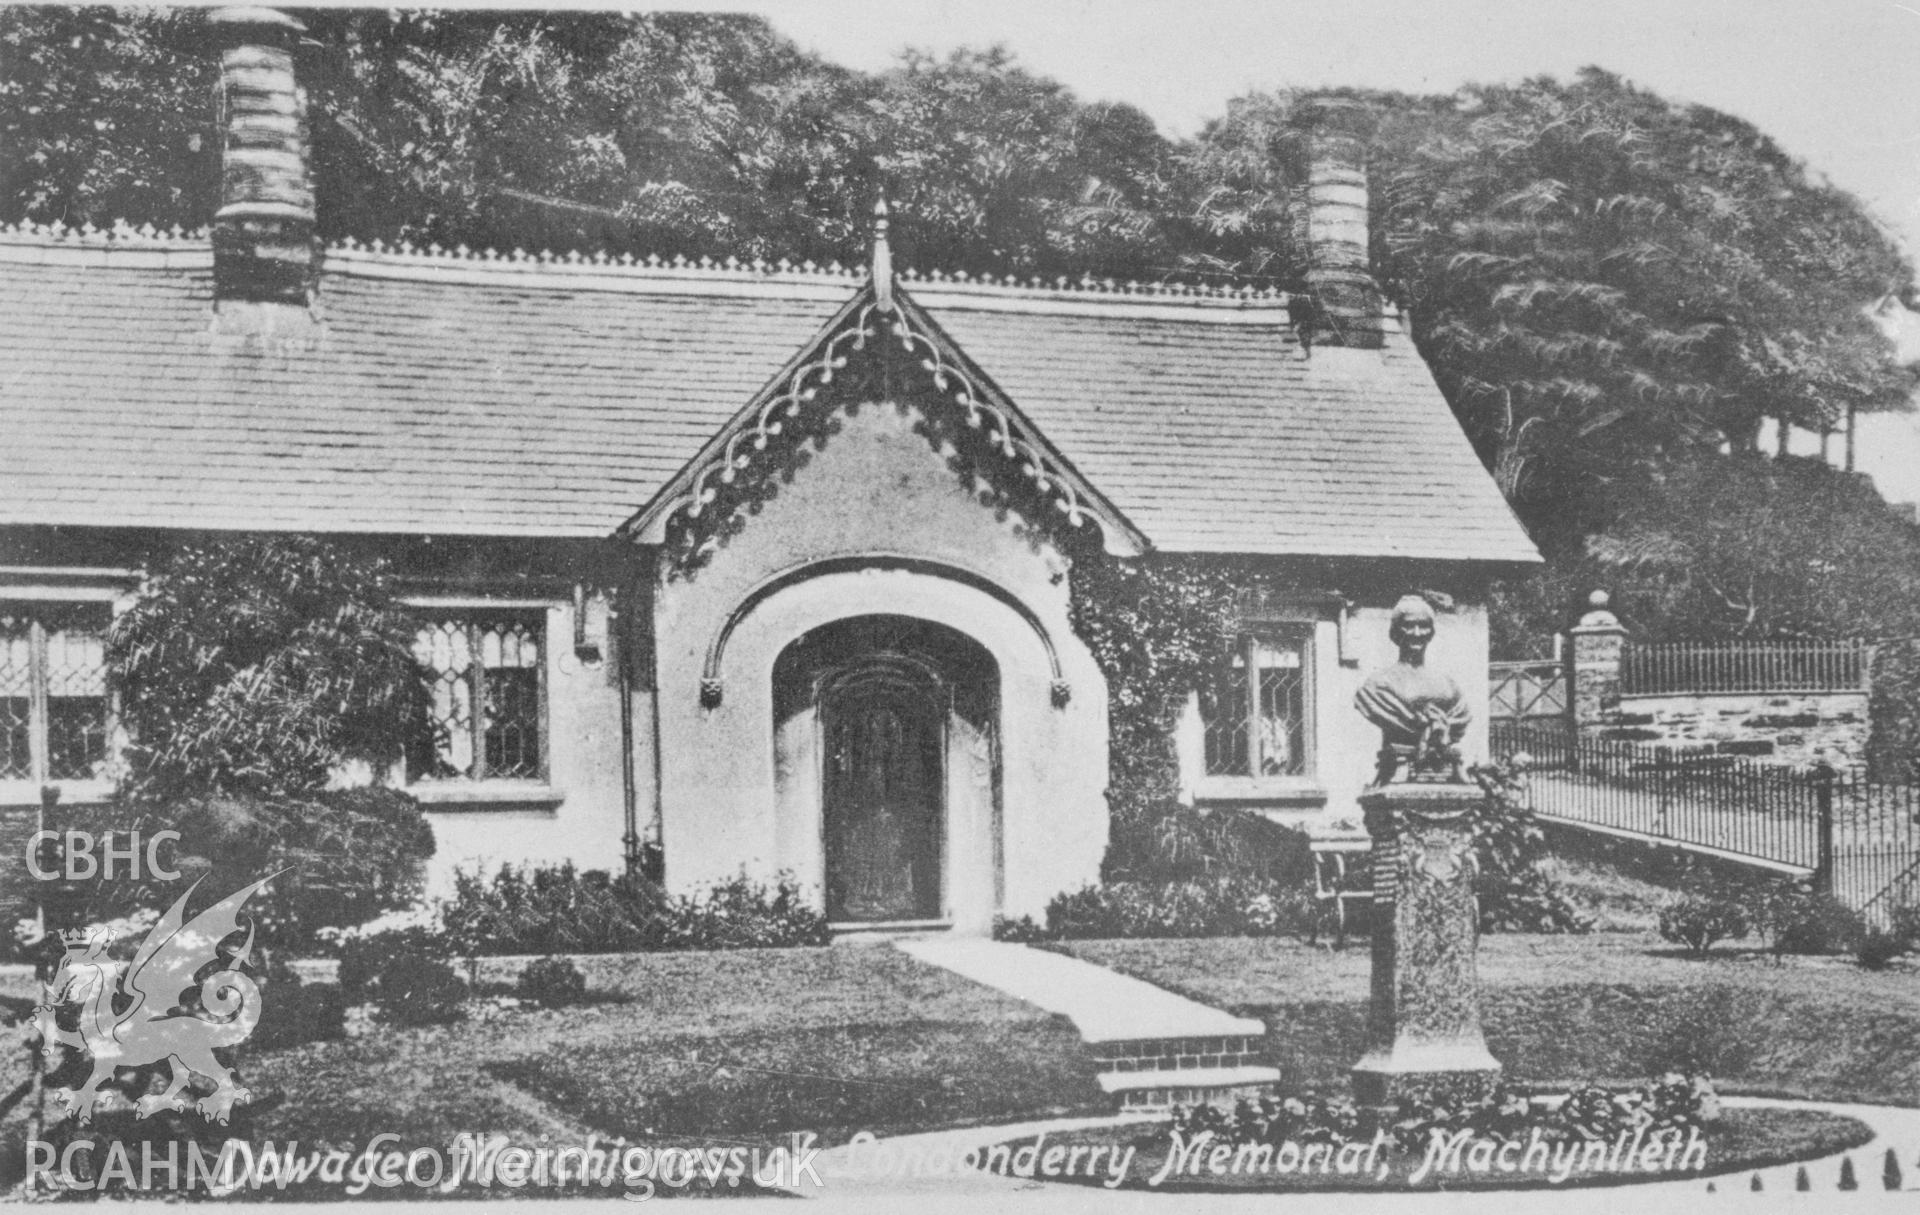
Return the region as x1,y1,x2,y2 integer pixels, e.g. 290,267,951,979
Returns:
0,219,1289,307
0,218,210,246
325,236,863,282
621,280,1149,563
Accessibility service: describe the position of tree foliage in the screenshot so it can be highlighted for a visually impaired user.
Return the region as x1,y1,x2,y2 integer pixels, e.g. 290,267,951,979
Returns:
1487,452,1920,648
109,534,432,799
33,535,442,954
1184,74,1915,543
6,12,1919,657
0,6,218,230
302,13,1176,276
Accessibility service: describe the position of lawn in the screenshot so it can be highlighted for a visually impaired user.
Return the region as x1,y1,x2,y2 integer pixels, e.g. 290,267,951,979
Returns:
1055,932,1920,1106
0,944,1108,1199
3,927,1914,1200
1538,854,1673,932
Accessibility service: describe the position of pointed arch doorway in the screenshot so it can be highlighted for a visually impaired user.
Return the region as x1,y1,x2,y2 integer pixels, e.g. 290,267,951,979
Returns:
774,615,999,927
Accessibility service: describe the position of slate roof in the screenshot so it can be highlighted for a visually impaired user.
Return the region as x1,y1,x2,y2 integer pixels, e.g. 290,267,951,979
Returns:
0,229,1538,564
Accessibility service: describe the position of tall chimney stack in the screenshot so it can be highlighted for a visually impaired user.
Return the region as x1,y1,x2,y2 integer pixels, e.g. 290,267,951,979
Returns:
1294,96,1383,350
209,7,315,305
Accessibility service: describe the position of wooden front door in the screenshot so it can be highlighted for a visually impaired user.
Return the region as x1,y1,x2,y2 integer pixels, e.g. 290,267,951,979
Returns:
822,669,943,922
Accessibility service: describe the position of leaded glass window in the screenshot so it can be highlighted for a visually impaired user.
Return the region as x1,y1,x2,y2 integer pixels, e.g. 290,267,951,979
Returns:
1201,634,1310,778
0,605,112,783
411,614,544,781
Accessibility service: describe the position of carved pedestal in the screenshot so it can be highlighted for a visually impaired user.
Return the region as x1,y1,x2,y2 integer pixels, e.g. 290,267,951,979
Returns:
1350,782,1502,1106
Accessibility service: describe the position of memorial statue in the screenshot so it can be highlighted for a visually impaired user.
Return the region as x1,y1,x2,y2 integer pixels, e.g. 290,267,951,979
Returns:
1355,595,1470,784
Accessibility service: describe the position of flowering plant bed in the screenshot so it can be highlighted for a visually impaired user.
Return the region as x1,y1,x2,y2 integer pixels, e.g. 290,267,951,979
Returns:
976,1082,1872,1192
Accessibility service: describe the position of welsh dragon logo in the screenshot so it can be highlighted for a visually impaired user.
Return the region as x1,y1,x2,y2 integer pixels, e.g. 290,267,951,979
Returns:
30,874,278,1125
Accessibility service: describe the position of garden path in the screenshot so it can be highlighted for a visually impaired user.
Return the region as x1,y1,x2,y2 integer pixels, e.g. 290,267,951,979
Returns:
894,938,1263,1044
895,938,1279,1108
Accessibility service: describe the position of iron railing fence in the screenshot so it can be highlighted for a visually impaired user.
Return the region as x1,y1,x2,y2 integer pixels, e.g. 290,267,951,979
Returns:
1491,719,1920,929
1620,638,1873,696
1834,781,1920,928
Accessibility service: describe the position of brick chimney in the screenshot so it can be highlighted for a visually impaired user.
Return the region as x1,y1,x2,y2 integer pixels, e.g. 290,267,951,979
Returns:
209,7,315,305
1293,96,1384,350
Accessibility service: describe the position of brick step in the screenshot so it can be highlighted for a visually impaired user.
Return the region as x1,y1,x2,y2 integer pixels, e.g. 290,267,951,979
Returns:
1090,1032,1278,1111
1091,1033,1267,1074
1098,1065,1283,1112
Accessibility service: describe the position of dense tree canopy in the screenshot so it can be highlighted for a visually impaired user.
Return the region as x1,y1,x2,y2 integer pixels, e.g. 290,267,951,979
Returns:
1183,75,1916,547
0,6,218,230
5,8,1918,648
1489,453,1920,651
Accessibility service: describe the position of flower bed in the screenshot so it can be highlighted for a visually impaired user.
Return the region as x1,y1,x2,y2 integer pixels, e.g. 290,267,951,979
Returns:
976,1080,1872,1192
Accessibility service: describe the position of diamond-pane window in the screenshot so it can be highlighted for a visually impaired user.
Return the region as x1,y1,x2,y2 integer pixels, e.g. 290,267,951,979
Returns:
1202,635,1310,778
0,605,112,783
412,614,544,781
1,623,31,780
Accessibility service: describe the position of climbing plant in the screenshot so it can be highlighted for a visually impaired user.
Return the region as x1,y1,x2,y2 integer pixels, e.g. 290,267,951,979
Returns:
1066,551,1312,883
1068,554,1585,932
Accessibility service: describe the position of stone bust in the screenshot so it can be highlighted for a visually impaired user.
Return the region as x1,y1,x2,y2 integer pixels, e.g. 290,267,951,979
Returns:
1355,595,1471,784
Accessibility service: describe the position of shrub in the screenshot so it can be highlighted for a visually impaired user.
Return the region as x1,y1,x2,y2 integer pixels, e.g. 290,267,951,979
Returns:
517,956,589,1007
1102,795,1319,887
663,875,832,949
1763,887,1866,956
337,926,455,999
108,534,432,799
992,915,1051,943
1173,1074,1718,1151
1471,762,1592,933
1889,902,1920,950
376,955,468,1027
1039,877,1321,940
1387,1074,1715,1150
442,863,667,957
251,961,347,1049
439,866,829,955
37,787,436,957
34,535,441,960
1658,891,1751,955
1854,929,1908,971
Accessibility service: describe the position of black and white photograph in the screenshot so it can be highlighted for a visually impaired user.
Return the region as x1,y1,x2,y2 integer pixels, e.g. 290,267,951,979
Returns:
1,0,1917,1204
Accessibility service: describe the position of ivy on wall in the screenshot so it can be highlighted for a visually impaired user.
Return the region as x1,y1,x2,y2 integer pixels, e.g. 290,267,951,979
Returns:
1066,551,1313,883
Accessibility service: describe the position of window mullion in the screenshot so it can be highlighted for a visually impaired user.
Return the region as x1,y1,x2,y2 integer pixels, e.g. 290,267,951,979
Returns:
26,617,49,785
1302,630,1317,777
468,621,488,781
1242,633,1261,777
537,613,551,783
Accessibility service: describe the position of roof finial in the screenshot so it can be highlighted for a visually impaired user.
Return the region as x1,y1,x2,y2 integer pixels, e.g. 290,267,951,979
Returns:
871,194,894,313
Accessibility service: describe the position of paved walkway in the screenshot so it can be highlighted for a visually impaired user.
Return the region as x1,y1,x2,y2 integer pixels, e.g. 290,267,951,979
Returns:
894,938,1265,1044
